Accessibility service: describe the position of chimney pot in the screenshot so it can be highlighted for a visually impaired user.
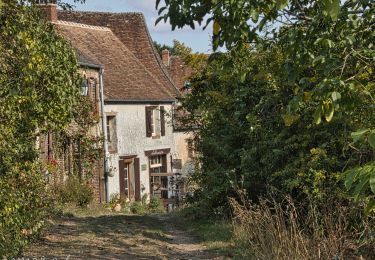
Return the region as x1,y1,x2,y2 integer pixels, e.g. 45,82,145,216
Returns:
162,49,170,67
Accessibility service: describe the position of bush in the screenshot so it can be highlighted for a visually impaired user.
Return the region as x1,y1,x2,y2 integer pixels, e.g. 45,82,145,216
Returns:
56,175,93,207
148,197,165,213
0,162,51,258
128,196,165,214
130,201,146,214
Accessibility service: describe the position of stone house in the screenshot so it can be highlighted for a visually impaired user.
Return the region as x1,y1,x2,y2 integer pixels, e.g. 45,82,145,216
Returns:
38,3,194,206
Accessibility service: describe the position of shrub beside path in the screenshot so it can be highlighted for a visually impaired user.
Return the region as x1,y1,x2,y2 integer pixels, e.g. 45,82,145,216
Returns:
22,210,228,260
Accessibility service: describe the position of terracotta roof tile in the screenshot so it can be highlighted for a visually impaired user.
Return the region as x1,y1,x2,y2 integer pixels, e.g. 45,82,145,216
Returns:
55,21,175,101
58,11,180,99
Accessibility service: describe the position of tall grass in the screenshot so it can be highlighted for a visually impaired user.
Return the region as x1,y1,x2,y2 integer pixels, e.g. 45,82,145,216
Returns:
230,193,374,259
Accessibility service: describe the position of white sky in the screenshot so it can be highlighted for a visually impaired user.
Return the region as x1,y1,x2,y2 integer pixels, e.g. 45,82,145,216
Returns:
63,0,213,53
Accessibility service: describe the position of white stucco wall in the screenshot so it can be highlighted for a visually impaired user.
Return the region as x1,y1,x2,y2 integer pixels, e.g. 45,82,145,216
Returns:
104,103,176,200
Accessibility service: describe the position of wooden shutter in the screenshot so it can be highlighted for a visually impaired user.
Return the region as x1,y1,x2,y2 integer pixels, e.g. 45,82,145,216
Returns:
107,116,118,153
160,106,165,136
134,158,141,201
145,107,152,137
161,155,168,173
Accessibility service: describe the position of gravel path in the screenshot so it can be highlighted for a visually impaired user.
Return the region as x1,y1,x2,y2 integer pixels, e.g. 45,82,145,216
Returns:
22,213,226,260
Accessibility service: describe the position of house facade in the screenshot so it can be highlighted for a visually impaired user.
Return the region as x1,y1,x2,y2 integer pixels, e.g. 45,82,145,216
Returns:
35,7,192,206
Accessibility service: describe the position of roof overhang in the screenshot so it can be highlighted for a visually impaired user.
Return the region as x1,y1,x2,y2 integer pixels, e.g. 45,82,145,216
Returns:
79,62,103,70
104,99,176,104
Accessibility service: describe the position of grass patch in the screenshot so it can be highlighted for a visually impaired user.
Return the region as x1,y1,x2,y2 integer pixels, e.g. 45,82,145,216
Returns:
170,210,243,258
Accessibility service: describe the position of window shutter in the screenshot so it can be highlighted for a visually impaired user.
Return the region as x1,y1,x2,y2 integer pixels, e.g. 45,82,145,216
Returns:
111,116,118,153
161,155,168,173
160,106,165,136
107,116,118,153
145,107,152,137
134,158,141,201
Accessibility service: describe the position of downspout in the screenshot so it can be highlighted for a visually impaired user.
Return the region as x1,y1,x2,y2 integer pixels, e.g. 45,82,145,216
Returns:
99,68,110,203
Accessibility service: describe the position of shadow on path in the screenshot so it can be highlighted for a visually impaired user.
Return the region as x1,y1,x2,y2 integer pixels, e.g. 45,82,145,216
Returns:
23,213,222,260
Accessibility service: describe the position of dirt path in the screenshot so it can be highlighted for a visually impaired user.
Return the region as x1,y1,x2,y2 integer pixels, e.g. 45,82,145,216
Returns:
22,212,226,260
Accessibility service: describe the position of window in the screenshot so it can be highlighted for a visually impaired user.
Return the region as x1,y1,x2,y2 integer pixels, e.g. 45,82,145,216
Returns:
106,115,118,153
150,155,163,173
146,106,165,138
80,79,89,96
149,154,168,199
81,78,98,111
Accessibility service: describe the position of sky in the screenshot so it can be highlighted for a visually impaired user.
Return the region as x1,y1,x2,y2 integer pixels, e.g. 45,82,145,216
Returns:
63,0,213,53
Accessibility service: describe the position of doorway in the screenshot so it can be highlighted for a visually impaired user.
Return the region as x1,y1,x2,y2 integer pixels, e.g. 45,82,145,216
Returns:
119,157,141,201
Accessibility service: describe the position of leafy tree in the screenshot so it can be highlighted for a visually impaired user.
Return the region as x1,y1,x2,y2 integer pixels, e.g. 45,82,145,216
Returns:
157,0,375,212
0,2,82,256
182,46,365,215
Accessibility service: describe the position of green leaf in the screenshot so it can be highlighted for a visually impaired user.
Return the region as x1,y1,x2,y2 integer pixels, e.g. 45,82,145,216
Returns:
276,0,288,10
370,170,375,194
156,0,161,9
351,129,370,143
155,16,164,25
368,131,375,149
251,9,259,22
213,21,221,36
353,174,369,201
313,106,322,125
325,102,334,122
331,91,341,101
158,6,167,15
323,0,340,20
364,200,375,215
240,71,247,83
345,168,358,190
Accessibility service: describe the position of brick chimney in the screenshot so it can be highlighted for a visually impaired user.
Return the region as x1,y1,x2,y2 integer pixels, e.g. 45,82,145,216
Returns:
162,49,170,67
36,0,58,23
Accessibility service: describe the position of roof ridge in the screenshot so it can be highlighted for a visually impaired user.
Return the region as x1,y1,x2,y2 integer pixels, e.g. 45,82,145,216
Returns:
55,20,111,31
59,10,144,15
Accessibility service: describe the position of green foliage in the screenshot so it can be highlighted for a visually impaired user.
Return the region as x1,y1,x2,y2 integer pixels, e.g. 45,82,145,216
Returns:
0,2,82,257
55,175,94,207
159,0,374,214
0,162,50,258
345,128,375,214
147,197,165,213
127,197,165,214
180,45,372,216
130,201,146,214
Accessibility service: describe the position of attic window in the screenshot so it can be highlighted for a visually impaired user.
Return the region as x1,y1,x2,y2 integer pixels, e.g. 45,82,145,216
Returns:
80,79,89,96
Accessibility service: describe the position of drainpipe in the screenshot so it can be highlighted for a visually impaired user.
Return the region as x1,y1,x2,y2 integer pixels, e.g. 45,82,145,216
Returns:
99,68,110,203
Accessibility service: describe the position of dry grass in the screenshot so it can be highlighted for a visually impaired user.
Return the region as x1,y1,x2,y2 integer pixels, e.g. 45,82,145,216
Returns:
230,193,374,260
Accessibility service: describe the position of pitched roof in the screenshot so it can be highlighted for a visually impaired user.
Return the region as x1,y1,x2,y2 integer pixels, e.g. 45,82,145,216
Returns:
75,48,101,66
56,21,175,101
58,10,180,100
